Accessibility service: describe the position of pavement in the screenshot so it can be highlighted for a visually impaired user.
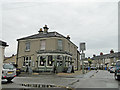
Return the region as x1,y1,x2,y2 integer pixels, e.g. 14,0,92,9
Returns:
19,70,90,78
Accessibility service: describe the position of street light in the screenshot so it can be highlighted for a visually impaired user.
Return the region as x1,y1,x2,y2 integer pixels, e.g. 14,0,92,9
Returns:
80,42,86,74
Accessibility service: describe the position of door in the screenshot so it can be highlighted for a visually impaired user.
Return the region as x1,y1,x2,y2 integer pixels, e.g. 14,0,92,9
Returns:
56,61,63,72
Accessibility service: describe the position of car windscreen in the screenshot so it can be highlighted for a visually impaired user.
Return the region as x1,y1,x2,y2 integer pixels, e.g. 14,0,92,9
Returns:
116,61,120,67
3,64,15,69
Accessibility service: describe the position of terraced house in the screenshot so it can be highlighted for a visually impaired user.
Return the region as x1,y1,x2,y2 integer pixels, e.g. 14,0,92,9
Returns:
0,40,8,89
16,25,80,73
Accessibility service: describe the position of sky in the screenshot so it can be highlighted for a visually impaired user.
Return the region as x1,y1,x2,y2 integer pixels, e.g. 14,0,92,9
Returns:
1,0,119,57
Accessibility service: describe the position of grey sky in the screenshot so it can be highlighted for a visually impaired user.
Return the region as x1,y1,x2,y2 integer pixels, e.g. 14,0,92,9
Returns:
1,0,118,57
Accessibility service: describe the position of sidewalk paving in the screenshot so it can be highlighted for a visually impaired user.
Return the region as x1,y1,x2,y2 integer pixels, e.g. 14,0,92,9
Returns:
18,70,93,78
56,70,83,78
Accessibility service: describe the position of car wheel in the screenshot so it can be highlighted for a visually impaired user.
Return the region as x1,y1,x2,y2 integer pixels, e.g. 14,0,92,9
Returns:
7,78,12,82
115,74,118,80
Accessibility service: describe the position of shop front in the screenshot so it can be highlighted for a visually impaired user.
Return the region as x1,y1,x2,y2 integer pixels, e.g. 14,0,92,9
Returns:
36,52,73,73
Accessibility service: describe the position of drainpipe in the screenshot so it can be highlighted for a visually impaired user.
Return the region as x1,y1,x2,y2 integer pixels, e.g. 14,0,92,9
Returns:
77,52,78,71
16,40,19,66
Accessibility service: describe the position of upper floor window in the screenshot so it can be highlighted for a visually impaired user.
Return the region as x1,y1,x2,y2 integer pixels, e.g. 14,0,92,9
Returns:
68,43,70,52
40,40,46,50
58,39,63,50
25,42,30,51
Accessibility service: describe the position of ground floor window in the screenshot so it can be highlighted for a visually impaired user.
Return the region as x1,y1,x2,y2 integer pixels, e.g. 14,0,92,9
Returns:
39,56,46,66
47,55,54,66
37,54,72,67
23,56,31,67
65,56,72,67
23,57,26,66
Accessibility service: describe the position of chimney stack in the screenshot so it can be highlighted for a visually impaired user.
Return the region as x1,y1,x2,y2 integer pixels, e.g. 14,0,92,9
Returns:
43,25,49,34
66,35,70,39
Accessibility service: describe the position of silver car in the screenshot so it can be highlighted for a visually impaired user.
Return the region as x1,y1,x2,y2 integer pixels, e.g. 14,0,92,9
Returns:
2,63,16,82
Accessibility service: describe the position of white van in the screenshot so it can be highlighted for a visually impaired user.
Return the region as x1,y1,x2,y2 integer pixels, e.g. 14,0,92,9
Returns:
2,63,16,82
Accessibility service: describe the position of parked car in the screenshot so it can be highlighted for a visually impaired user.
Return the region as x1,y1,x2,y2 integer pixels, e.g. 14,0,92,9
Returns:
2,63,16,82
110,67,115,73
13,64,21,76
115,60,120,80
90,67,97,70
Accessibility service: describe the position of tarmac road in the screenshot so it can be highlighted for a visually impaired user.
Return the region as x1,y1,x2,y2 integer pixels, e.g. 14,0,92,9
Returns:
1,70,120,89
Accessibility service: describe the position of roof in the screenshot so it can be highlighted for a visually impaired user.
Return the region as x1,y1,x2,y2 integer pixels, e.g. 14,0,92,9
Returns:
4,54,16,61
17,32,65,40
17,31,78,48
92,52,120,60
0,40,8,47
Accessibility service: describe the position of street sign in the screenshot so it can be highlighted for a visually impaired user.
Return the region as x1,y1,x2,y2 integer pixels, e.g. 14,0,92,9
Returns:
81,53,85,59
80,43,86,51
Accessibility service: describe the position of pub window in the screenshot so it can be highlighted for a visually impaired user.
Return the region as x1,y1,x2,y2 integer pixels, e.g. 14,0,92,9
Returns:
26,57,29,66
68,43,70,52
39,56,46,66
23,56,31,67
57,55,62,60
58,40,63,50
23,57,26,66
47,55,53,66
40,40,46,50
25,42,30,51
29,56,31,66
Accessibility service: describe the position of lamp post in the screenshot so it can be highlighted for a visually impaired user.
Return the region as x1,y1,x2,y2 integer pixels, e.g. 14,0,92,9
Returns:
80,42,86,74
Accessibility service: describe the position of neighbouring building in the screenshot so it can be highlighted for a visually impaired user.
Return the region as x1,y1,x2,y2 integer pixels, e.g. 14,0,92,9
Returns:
16,25,80,73
4,54,16,64
92,50,120,69
0,40,8,89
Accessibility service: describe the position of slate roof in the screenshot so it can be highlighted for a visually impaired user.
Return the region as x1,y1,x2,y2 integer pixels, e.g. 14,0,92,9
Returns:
17,31,78,48
92,52,120,60
17,32,66,41
0,40,8,47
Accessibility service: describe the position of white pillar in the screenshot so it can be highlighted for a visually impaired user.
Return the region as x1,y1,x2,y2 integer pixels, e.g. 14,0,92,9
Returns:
0,46,4,90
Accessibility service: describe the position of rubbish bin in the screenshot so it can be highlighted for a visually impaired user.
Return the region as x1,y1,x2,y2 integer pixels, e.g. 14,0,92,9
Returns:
88,67,90,70
105,67,107,70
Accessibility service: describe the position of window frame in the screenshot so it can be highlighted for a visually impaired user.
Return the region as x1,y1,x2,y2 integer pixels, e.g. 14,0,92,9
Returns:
57,39,63,50
47,55,54,67
25,42,30,51
40,40,46,50
38,56,46,67
22,56,31,67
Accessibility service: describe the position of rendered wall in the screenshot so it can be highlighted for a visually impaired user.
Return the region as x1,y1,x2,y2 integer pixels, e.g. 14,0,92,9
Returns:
0,46,4,89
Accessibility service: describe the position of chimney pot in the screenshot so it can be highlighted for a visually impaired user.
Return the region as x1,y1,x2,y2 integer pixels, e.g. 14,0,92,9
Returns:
38,28,43,33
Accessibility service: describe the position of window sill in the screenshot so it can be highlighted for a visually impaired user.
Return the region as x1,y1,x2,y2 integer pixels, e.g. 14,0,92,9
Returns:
25,50,30,52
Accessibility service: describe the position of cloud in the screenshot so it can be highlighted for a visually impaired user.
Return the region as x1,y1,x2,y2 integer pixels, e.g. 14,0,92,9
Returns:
2,1,118,57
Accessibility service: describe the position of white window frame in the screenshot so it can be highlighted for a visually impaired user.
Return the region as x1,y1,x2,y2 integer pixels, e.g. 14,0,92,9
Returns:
22,56,31,67
40,40,46,50
38,56,46,67
47,55,54,67
58,39,63,50
25,42,30,51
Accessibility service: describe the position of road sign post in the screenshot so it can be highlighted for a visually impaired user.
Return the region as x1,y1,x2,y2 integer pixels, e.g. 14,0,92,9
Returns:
80,43,86,74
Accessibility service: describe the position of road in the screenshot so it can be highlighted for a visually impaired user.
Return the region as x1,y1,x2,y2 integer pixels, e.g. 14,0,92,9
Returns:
1,70,120,89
